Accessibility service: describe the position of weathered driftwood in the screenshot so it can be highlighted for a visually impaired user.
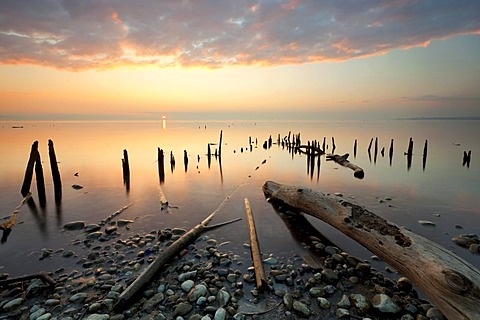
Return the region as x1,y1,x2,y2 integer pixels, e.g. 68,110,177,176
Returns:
113,198,241,311
244,198,268,291
295,145,324,156
262,181,480,320
0,271,56,290
326,153,364,179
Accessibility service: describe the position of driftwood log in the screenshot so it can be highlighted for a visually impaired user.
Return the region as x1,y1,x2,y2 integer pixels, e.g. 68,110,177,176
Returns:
113,197,241,311
244,198,268,291
262,181,480,320
326,153,364,179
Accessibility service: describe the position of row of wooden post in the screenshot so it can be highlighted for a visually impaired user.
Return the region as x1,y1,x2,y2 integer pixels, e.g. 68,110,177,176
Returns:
21,140,62,206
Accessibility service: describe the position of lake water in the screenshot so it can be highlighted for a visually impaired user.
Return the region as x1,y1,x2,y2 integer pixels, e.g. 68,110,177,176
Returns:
0,119,479,278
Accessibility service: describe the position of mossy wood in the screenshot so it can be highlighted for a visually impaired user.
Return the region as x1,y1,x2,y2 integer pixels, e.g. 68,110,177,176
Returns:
262,181,480,320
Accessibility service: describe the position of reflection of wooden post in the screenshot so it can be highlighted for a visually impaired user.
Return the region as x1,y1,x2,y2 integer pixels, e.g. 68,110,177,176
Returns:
158,148,165,183
244,198,268,292
48,140,62,202
35,149,46,206
21,141,38,197
122,149,130,182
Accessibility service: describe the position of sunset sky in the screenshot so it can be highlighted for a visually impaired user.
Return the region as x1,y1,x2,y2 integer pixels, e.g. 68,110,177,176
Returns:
0,1,479,120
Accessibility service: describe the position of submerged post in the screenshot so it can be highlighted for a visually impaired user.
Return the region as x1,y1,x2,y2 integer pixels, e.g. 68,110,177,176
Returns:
48,139,62,202
219,130,223,158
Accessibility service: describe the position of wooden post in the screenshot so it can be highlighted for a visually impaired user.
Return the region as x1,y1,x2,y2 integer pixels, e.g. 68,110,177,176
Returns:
48,140,62,202
407,137,413,156
368,138,373,153
244,198,268,291
322,137,326,152
218,130,223,158
122,149,130,182
353,139,357,158
21,141,38,197
423,140,428,171
158,148,165,183
184,150,188,172
34,148,46,206
331,137,336,153
263,181,480,320
389,139,394,166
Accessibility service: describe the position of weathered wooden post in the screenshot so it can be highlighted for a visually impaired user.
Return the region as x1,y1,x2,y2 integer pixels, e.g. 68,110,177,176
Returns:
423,140,428,171
34,149,46,206
184,150,188,172
48,139,62,202
463,150,471,167
389,139,394,166
374,137,378,164
158,148,165,183
322,137,326,152
353,139,357,158
331,137,336,153
368,138,373,154
218,130,223,158
407,137,413,156
21,141,39,197
122,149,130,184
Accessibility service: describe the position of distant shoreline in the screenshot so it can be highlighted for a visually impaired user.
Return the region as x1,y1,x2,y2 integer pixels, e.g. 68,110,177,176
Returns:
396,116,480,121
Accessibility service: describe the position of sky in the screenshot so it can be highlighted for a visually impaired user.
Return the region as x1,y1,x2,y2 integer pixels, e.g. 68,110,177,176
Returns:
0,0,479,121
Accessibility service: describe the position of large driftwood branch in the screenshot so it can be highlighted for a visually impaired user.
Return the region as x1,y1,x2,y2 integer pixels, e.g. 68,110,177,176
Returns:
113,196,241,311
326,153,364,179
244,198,268,291
262,181,480,320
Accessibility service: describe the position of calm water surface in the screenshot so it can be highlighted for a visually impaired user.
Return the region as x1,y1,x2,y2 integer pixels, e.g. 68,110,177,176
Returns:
0,119,479,277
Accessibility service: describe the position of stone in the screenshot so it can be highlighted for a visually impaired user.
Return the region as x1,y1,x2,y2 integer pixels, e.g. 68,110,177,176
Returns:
336,308,349,318
143,293,165,312
214,307,227,320
181,280,195,292
84,224,102,233
85,315,110,320
69,292,88,303
3,298,24,311
86,231,103,240
337,294,351,308
173,302,192,317
317,297,331,309
188,284,208,302
263,257,278,265
105,226,118,235
36,314,52,320
371,294,401,313
418,220,436,227
426,307,447,320
26,279,48,296
217,289,230,307
293,300,311,317
29,307,46,320
321,268,338,283
308,287,324,298
283,293,293,310
88,303,102,312
64,221,86,230
350,293,370,313
397,277,413,292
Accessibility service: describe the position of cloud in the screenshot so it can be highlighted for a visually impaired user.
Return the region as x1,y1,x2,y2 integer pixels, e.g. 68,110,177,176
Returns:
0,0,479,70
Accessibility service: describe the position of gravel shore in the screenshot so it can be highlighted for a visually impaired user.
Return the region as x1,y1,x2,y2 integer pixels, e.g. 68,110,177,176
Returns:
1,213,447,320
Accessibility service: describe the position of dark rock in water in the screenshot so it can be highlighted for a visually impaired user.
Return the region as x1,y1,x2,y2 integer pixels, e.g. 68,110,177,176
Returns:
63,221,86,230
452,234,479,248
71,184,83,190
117,219,134,227
84,224,101,233
105,226,118,235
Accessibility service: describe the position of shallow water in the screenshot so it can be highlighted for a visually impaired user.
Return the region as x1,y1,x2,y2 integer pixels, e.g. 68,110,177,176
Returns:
0,119,479,277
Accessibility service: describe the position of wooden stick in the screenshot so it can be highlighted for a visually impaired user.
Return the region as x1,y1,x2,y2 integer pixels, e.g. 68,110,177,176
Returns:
219,130,223,158
244,198,268,291
21,141,38,197
113,195,241,311
0,271,56,290
48,139,62,202
326,153,364,179
262,181,480,320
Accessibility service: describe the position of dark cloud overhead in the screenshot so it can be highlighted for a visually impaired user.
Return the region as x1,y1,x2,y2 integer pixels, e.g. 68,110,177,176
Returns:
0,0,479,70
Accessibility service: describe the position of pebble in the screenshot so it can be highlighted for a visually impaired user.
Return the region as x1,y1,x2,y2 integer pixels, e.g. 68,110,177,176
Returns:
181,280,195,292
293,300,311,317
63,221,86,230
350,293,370,313
317,297,331,309
418,220,436,227
85,315,109,320
2,297,24,311
214,307,227,320
371,293,401,313
69,292,88,303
